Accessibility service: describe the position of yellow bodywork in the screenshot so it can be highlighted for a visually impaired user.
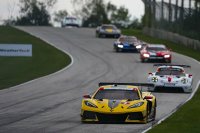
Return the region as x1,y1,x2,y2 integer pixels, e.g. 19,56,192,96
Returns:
81,85,156,123
106,29,113,33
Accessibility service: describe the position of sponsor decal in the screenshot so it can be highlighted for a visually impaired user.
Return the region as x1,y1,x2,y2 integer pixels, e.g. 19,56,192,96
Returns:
0,44,32,57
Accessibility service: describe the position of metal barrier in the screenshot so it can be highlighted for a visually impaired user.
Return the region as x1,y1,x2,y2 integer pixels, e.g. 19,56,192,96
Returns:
142,0,200,42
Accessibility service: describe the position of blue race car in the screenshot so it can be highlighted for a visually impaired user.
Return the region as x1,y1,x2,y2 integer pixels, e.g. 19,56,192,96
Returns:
113,35,142,52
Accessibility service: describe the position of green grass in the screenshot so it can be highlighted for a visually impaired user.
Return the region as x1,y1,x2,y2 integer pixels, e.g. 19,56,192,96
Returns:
148,87,200,133
122,29,200,61
0,26,71,90
122,29,200,133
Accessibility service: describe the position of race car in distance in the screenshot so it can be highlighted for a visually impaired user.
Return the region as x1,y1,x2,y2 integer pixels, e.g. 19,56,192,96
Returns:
81,83,156,123
113,35,142,52
61,17,80,28
140,44,172,63
96,24,121,38
147,64,193,93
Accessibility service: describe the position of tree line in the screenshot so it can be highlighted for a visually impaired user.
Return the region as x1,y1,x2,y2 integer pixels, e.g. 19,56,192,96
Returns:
4,0,142,29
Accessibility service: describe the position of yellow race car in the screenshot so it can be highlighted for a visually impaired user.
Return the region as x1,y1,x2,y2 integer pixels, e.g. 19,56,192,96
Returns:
81,83,156,123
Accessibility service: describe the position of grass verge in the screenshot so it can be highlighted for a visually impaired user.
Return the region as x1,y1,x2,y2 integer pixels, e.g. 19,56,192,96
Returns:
0,26,71,90
122,29,200,133
148,87,200,133
122,29,200,61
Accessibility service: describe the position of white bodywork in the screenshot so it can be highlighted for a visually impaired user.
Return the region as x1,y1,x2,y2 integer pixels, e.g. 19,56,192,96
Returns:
61,17,80,27
147,65,193,93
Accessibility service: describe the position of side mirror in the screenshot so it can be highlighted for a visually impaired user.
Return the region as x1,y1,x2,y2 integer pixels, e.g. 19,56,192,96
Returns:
83,95,91,99
144,96,153,100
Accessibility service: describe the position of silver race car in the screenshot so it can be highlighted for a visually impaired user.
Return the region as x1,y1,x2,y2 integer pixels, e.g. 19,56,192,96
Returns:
61,17,80,28
147,64,193,93
96,24,121,38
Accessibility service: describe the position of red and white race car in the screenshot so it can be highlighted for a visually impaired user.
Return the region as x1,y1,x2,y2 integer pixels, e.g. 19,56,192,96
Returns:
140,44,171,63
147,64,193,93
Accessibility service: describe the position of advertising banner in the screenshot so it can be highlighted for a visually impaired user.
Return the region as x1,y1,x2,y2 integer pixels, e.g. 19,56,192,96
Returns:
0,44,32,57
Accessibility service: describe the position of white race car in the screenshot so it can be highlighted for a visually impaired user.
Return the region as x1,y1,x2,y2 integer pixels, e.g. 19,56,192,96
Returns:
147,64,193,93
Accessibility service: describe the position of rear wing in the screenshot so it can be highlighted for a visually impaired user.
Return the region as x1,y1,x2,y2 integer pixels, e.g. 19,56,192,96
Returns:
153,64,191,68
99,82,154,87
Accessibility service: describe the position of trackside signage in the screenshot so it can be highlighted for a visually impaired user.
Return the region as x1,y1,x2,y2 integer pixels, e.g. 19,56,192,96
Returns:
0,44,32,57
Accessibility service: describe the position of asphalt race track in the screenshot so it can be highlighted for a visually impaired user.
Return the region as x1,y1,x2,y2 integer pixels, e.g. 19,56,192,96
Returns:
0,27,200,133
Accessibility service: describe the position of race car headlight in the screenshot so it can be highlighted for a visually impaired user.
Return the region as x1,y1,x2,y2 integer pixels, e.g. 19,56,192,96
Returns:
152,77,158,82
164,54,170,58
84,101,98,108
181,78,187,84
127,102,144,109
118,44,124,48
136,45,142,49
143,53,150,58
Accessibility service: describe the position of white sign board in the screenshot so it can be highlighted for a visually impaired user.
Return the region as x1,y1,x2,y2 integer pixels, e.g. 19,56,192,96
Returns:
0,44,32,57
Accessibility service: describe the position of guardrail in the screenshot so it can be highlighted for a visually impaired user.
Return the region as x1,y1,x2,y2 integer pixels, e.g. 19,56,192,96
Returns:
143,27,200,50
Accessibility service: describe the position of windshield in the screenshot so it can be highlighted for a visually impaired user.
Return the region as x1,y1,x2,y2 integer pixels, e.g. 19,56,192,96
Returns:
64,18,78,24
94,89,139,100
156,68,185,76
102,25,116,30
147,46,166,51
119,37,137,43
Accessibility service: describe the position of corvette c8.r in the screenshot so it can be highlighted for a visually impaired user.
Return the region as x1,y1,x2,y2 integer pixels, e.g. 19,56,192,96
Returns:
81,83,156,123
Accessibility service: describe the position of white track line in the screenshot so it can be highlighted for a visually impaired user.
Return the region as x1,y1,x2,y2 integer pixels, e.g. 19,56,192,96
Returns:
142,55,200,133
